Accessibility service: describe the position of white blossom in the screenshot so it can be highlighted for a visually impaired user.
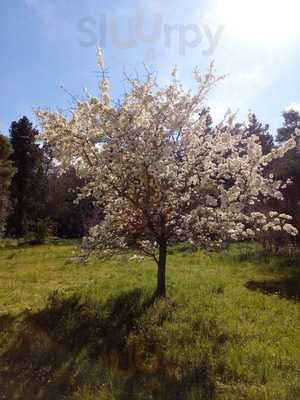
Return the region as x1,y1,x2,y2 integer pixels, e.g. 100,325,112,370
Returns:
35,49,299,261
96,47,105,69
283,224,298,236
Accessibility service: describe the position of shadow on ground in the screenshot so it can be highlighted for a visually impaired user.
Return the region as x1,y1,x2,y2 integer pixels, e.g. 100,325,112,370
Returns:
0,289,216,400
246,277,300,301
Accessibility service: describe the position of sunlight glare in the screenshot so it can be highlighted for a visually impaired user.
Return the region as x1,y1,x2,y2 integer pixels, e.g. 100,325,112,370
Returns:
215,0,300,45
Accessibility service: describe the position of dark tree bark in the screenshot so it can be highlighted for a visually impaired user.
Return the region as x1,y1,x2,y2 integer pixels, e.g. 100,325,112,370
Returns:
156,240,167,298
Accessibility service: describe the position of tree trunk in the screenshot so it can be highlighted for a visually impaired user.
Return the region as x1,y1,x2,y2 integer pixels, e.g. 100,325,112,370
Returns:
156,240,167,298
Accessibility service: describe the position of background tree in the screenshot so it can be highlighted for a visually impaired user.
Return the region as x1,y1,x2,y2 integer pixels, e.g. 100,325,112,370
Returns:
229,113,274,154
0,134,16,237
46,167,102,238
7,117,48,237
247,113,274,155
277,109,300,144
267,109,300,247
37,51,299,297
199,107,213,135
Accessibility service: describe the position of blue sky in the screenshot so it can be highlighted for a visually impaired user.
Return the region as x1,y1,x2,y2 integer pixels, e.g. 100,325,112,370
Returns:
1,0,300,137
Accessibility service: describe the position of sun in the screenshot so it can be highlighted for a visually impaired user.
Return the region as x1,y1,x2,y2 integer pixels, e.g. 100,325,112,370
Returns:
215,0,300,45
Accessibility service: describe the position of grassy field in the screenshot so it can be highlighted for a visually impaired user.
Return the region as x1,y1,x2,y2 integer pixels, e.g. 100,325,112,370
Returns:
0,241,299,400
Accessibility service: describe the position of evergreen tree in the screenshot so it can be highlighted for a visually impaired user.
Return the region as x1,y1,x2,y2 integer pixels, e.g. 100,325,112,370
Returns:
46,167,101,238
0,135,16,237
277,109,300,143
247,113,274,154
199,107,213,135
268,109,300,246
7,117,47,237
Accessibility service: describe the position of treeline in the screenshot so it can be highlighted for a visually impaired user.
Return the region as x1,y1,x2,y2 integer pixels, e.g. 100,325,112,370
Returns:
0,110,299,248
201,108,300,251
0,116,101,243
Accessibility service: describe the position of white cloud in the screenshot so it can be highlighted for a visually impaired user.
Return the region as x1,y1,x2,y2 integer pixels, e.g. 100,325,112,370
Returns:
285,103,300,113
232,64,273,86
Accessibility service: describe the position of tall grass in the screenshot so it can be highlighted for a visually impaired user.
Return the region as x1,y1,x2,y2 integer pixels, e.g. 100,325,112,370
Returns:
0,241,299,399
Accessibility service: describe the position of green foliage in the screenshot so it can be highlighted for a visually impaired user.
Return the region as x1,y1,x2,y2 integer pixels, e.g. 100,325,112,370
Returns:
0,242,299,399
31,218,57,244
23,218,56,245
247,113,274,154
6,115,99,239
277,109,300,143
0,134,16,237
7,116,48,237
266,109,300,248
46,167,101,238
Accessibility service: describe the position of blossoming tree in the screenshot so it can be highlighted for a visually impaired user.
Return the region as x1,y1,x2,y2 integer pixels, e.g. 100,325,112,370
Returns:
37,50,299,297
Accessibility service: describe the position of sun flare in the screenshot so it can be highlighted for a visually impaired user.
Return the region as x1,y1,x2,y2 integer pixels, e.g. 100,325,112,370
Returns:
216,0,300,45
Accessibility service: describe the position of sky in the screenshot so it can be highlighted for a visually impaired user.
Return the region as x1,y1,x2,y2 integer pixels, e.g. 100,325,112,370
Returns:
1,0,300,137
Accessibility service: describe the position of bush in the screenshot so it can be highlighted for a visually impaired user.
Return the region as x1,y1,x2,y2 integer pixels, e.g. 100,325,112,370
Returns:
25,218,57,245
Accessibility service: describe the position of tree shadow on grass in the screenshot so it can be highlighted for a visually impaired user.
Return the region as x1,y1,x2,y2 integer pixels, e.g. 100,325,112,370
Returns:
0,289,217,400
0,314,15,331
118,365,215,400
246,276,300,301
0,289,151,400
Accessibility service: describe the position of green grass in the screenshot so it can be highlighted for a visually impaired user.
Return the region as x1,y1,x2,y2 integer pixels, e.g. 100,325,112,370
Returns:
0,241,300,399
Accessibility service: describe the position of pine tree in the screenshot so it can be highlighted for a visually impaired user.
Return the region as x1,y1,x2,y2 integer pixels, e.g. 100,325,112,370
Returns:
247,113,274,154
7,117,47,237
0,135,16,237
46,167,101,238
277,109,300,144
268,109,300,246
